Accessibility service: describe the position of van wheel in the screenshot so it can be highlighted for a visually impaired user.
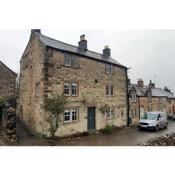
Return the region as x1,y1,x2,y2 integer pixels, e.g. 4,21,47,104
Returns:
155,125,159,132
165,123,168,129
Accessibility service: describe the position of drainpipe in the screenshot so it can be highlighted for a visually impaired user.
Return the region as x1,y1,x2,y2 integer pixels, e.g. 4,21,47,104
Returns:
126,69,130,127
138,96,140,119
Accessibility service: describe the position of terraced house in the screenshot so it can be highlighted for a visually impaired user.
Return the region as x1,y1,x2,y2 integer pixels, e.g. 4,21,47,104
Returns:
0,61,17,98
129,79,175,125
18,29,128,137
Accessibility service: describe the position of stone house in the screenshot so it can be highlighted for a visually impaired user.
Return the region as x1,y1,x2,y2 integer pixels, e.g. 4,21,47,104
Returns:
18,29,128,137
0,61,17,98
129,79,175,125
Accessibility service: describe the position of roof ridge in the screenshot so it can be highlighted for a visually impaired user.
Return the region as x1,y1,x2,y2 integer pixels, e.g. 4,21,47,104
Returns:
0,60,17,76
40,34,113,58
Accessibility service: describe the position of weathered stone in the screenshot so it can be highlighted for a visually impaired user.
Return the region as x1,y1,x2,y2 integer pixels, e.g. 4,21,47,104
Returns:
0,61,17,98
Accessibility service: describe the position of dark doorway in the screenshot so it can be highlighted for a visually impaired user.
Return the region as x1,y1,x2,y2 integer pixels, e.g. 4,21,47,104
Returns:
87,107,96,130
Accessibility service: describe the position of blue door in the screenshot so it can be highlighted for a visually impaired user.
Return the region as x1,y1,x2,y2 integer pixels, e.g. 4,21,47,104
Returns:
87,107,96,130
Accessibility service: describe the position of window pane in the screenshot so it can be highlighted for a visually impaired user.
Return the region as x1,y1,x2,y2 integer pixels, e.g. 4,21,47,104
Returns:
72,83,77,96
111,108,114,117
110,86,113,95
106,64,110,73
64,110,70,121
106,86,109,95
64,83,70,95
72,109,77,121
110,65,113,74
106,109,111,118
64,54,71,66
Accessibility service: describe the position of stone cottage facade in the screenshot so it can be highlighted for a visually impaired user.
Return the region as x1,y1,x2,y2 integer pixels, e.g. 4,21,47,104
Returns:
0,61,17,98
129,79,175,125
18,29,128,137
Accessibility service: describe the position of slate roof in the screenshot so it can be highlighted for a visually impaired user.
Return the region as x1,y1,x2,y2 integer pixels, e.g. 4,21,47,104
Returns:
0,61,17,76
36,33,127,69
129,84,175,99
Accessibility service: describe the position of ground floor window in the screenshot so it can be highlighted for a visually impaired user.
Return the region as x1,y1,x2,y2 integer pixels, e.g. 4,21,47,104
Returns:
106,108,114,118
64,109,78,123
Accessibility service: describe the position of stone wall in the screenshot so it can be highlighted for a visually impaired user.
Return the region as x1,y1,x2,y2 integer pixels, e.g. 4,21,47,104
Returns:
18,34,49,136
44,47,128,137
0,62,17,98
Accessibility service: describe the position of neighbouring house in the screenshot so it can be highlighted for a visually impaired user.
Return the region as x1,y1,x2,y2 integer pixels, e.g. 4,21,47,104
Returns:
0,61,17,98
129,79,175,125
18,29,128,137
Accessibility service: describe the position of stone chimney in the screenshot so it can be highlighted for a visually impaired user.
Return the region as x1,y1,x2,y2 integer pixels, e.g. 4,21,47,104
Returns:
103,45,111,57
31,29,41,35
164,86,171,93
78,34,87,50
149,80,155,88
137,79,144,87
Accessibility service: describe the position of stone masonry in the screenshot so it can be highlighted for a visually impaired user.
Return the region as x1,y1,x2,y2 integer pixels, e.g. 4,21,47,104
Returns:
0,61,17,98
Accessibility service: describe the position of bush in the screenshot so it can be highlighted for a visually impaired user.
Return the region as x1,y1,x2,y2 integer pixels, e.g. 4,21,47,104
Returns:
101,125,113,135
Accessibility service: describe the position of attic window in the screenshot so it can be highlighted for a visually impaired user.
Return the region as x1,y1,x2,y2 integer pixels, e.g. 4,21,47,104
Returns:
106,64,113,74
64,53,78,67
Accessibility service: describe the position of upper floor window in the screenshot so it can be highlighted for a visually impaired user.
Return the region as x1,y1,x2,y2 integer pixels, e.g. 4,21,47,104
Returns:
106,64,113,74
64,83,70,96
71,83,78,96
106,85,114,96
131,94,137,102
64,82,78,96
64,53,78,67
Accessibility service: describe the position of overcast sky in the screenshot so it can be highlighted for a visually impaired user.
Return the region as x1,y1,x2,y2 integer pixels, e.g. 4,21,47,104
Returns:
0,30,175,92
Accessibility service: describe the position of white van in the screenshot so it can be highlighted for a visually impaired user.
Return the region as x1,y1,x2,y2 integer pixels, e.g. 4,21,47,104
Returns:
138,111,168,131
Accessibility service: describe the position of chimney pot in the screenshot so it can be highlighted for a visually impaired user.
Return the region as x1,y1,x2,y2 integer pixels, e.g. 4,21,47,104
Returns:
31,29,41,35
137,79,144,87
103,45,111,57
149,80,155,88
78,34,87,50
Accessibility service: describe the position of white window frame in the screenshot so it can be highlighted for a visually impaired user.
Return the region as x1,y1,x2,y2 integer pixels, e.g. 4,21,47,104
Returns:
106,85,114,96
106,64,113,74
64,83,70,96
64,109,78,123
65,56,72,66
64,110,71,122
71,83,78,96
131,94,137,102
106,108,115,118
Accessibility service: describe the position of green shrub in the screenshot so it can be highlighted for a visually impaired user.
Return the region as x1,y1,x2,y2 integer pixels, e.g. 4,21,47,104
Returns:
101,125,113,135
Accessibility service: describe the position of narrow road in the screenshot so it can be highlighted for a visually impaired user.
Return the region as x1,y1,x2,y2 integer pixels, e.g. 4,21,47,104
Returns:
14,120,175,146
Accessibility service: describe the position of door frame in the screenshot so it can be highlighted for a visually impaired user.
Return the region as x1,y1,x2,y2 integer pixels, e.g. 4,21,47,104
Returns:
87,107,96,130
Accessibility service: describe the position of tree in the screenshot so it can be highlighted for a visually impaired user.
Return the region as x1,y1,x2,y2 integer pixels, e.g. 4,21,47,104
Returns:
44,94,68,138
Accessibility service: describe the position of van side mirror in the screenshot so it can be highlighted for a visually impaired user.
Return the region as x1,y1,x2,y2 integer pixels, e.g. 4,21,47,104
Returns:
157,117,161,120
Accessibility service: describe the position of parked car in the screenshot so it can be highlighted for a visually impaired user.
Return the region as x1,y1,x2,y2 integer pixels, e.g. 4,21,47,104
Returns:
167,114,175,120
138,111,168,131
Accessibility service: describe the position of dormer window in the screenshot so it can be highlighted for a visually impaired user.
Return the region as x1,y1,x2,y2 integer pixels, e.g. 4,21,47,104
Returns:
106,64,113,74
